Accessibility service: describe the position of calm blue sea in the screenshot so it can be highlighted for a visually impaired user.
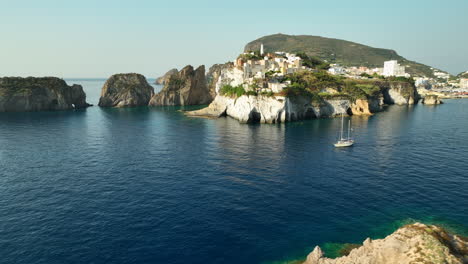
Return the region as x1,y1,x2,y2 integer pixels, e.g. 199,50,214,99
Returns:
0,79,467,264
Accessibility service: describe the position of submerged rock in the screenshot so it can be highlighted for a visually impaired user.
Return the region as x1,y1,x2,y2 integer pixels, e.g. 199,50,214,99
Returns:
155,68,178,85
0,77,91,112
149,65,212,106
98,73,154,108
303,223,467,264
422,94,443,105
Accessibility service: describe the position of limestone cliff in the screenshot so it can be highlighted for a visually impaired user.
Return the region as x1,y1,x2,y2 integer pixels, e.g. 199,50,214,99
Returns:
186,65,420,123
149,65,212,106
380,81,419,105
422,94,443,105
206,63,234,99
155,68,178,85
186,95,374,124
212,64,245,95
303,223,467,264
98,73,154,108
0,77,91,112
187,95,309,123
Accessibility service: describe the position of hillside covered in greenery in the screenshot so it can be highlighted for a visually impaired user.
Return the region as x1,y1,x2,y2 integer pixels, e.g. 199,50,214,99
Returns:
457,71,468,78
244,34,442,78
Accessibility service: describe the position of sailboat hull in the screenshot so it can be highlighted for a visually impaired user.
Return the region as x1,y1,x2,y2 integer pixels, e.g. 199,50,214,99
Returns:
334,140,354,148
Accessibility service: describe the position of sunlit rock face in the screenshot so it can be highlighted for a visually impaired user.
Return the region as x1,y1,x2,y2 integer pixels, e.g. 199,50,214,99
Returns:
303,223,467,264
422,94,442,105
99,73,154,108
380,81,419,105
149,65,212,106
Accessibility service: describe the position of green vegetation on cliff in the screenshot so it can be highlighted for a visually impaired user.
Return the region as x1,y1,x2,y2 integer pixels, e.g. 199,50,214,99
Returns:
295,52,330,70
244,34,443,78
280,70,415,102
457,71,468,78
285,71,344,92
220,84,246,97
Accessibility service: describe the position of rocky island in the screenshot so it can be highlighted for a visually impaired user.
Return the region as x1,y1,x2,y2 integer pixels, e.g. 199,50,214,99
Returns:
98,73,154,108
0,77,91,112
187,51,419,123
149,65,213,106
303,223,467,264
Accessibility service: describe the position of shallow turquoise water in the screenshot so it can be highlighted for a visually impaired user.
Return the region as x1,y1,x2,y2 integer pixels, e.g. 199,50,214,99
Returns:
0,79,466,264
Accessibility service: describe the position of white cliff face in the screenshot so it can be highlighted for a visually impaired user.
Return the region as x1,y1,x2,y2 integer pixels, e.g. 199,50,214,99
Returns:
187,65,418,123
382,82,418,105
227,95,287,123
215,67,245,94
303,223,467,264
186,95,362,123
314,99,350,117
186,95,289,123
387,88,411,105
422,94,442,105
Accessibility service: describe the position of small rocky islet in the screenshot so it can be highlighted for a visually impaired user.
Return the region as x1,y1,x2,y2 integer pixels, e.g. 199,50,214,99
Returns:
98,73,154,108
0,77,91,112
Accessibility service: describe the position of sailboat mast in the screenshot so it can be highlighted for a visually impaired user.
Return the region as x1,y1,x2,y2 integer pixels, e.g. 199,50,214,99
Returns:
340,115,344,140
347,120,351,140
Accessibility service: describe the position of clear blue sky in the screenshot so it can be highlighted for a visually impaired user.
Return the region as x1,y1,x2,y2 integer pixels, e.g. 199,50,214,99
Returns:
1,0,467,78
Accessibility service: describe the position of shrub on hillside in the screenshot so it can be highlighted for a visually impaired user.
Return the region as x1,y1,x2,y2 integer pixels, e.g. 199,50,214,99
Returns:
220,85,245,97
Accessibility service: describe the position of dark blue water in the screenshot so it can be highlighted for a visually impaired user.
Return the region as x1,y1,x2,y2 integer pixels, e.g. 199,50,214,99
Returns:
0,79,467,264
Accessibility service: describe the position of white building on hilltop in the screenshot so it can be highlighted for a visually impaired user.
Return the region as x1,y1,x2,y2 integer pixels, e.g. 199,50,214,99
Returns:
460,78,468,89
383,60,407,77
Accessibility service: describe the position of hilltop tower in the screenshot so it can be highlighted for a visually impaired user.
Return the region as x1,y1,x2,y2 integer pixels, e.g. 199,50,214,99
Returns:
260,43,264,56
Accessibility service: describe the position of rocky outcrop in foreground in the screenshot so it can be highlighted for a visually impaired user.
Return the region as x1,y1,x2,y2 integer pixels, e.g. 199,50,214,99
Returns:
304,223,467,264
422,94,443,105
155,68,178,85
149,65,212,106
0,77,91,112
98,73,154,108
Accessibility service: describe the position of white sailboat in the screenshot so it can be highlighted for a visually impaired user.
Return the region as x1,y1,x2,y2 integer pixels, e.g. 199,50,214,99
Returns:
334,115,354,148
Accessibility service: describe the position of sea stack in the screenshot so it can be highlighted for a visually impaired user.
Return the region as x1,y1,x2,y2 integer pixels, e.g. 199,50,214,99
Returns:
98,73,154,108
0,77,91,112
422,94,443,105
149,65,212,106
155,68,178,85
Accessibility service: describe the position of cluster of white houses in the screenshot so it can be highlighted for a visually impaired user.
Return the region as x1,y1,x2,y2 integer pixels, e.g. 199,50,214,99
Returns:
233,44,309,92
234,44,306,80
328,60,410,78
232,44,467,92
461,78,468,89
